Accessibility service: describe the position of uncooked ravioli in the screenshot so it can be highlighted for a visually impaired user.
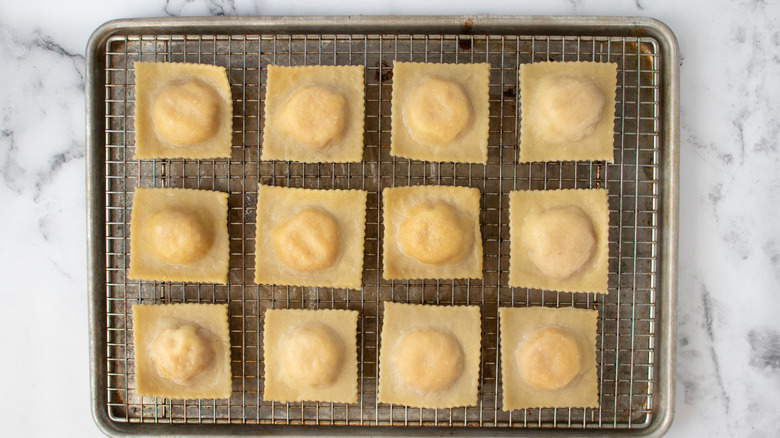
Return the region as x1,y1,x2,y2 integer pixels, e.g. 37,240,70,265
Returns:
377,302,481,409
262,308,358,403
261,65,365,163
508,188,609,294
254,184,367,289
518,61,617,163
132,303,232,399
133,62,233,159
499,306,598,410
390,62,490,164
128,187,229,284
382,185,483,281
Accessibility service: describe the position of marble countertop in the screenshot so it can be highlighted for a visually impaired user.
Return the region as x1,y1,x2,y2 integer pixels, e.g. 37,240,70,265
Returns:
1,0,778,436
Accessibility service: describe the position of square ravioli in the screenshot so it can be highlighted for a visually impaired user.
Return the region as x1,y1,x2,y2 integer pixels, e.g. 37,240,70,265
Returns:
261,65,365,163
133,62,233,159
382,185,483,280
262,308,359,403
499,306,598,409
254,184,368,289
519,61,617,163
128,187,229,284
390,62,490,164
508,189,609,293
378,302,481,409
132,303,232,399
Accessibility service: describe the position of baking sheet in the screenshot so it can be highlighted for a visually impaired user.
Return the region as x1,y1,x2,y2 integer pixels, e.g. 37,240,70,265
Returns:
86,15,679,436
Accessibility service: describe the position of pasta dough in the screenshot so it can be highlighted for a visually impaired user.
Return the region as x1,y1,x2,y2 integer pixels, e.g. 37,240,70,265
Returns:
128,187,229,284
378,302,481,409
390,62,490,164
133,303,232,399
499,306,598,410
519,61,617,163
263,308,358,403
133,62,233,159
261,65,365,163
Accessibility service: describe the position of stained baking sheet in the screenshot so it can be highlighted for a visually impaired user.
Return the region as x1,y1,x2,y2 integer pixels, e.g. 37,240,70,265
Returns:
86,15,678,436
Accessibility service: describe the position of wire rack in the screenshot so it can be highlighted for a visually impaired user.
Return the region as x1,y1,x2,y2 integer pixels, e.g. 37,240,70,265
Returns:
101,30,661,431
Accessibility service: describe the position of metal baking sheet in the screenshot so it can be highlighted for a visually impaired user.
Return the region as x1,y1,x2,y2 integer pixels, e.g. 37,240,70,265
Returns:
86,15,679,437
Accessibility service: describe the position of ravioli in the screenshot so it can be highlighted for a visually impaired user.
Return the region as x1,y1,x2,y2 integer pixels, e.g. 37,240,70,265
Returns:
262,308,359,403
499,306,598,409
261,65,365,163
382,185,482,280
128,187,229,284
378,302,481,409
132,303,232,399
519,61,617,163
254,184,368,289
133,62,233,159
390,62,490,164
508,189,609,293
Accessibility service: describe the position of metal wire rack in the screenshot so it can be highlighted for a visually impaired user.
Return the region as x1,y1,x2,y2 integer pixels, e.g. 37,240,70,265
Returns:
100,26,662,432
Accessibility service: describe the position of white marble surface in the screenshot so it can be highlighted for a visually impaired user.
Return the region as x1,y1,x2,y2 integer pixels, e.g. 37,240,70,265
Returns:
1,0,778,436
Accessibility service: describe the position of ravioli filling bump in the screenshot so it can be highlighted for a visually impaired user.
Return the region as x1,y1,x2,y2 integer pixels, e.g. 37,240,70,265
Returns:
272,207,341,273
277,85,348,152
392,328,464,393
522,206,597,280
403,77,472,146
147,208,214,265
516,326,582,391
152,79,222,146
279,324,345,388
398,201,472,266
151,323,216,386
536,74,605,143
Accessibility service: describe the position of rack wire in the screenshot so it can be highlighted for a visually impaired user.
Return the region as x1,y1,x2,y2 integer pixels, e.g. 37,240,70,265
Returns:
102,31,661,430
